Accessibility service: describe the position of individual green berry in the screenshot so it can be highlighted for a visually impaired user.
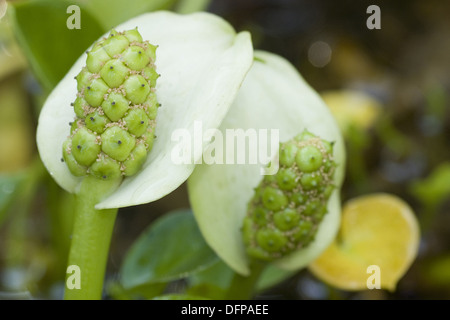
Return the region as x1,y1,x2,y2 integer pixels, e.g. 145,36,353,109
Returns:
73,96,88,118
100,59,130,88
246,247,271,261
62,139,87,177
144,43,157,61
122,142,147,176
102,92,130,121
243,129,336,261
252,207,269,227
256,228,288,253
143,92,159,114
123,108,149,137
123,46,151,70
85,111,110,134
142,66,160,87
124,75,150,104
300,172,322,190
71,127,101,167
295,129,316,142
123,28,143,43
279,142,298,167
276,168,297,191
291,192,306,206
101,126,136,162
292,220,314,242
76,67,93,92
295,145,323,173
70,120,79,134
102,31,130,57
303,200,321,216
84,78,109,107
145,100,158,120
63,28,159,180
314,205,328,220
86,46,110,73
321,140,334,154
89,154,121,180
273,208,300,231
141,128,155,151
262,187,288,211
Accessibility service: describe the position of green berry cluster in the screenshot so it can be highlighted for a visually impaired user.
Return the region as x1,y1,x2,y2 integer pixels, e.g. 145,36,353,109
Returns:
62,28,160,180
242,130,336,261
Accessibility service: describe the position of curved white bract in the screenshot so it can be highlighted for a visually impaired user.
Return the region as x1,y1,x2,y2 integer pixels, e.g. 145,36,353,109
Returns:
188,51,346,275
37,11,253,209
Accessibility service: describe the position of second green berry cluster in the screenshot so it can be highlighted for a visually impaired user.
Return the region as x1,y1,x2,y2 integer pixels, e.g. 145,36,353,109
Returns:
62,28,160,180
243,130,336,261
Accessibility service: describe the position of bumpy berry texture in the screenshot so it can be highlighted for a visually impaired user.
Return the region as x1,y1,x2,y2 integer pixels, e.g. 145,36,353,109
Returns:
243,130,336,261
62,28,160,180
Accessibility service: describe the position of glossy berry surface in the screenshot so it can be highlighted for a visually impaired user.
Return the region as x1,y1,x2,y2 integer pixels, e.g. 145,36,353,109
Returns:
62,28,159,180
243,130,337,261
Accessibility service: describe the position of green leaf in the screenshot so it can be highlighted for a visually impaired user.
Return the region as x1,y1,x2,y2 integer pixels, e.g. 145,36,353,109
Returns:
189,259,294,296
410,162,450,207
107,281,166,300
175,0,211,13
9,0,105,91
0,172,26,226
79,0,178,30
120,209,218,289
256,264,295,291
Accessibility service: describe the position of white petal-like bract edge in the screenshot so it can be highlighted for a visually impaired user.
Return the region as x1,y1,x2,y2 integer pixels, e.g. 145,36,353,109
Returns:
188,51,346,275
37,11,253,209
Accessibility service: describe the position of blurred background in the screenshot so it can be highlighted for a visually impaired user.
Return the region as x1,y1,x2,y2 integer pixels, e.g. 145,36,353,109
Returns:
0,0,449,299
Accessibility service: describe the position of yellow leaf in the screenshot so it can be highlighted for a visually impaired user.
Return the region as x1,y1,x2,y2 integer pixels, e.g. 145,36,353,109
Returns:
321,90,382,135
309,193,420,291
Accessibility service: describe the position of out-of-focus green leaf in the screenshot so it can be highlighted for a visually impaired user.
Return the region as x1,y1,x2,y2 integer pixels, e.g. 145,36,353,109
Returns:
189,258,294,296
421,255,450,288
78,0,178,30
175,0,211,14
410,162,450,207
189,259,234,292
0,15,27,80
9,0,105,92
0,172,26,226
120,209,218,289
107,281,166,300
257,264,295,291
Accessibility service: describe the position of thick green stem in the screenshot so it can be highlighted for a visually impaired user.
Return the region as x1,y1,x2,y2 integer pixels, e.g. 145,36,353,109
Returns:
64,176,122,300
224,260,267,300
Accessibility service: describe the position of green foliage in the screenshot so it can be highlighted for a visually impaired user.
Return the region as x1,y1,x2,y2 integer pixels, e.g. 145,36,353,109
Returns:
189,259,294,297
8,0,206,93
9,0,105,92
0,172,26,226
118,208,295,299
79,0,178,30
410,162,450,207
119,210,218,289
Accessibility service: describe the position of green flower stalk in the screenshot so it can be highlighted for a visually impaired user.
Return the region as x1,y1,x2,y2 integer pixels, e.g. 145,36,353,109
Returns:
59,27,159,300
37,11,253,299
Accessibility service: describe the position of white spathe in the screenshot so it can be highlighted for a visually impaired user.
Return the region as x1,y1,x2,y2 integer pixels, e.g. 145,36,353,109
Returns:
188,51,346,275
37,11,253,209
